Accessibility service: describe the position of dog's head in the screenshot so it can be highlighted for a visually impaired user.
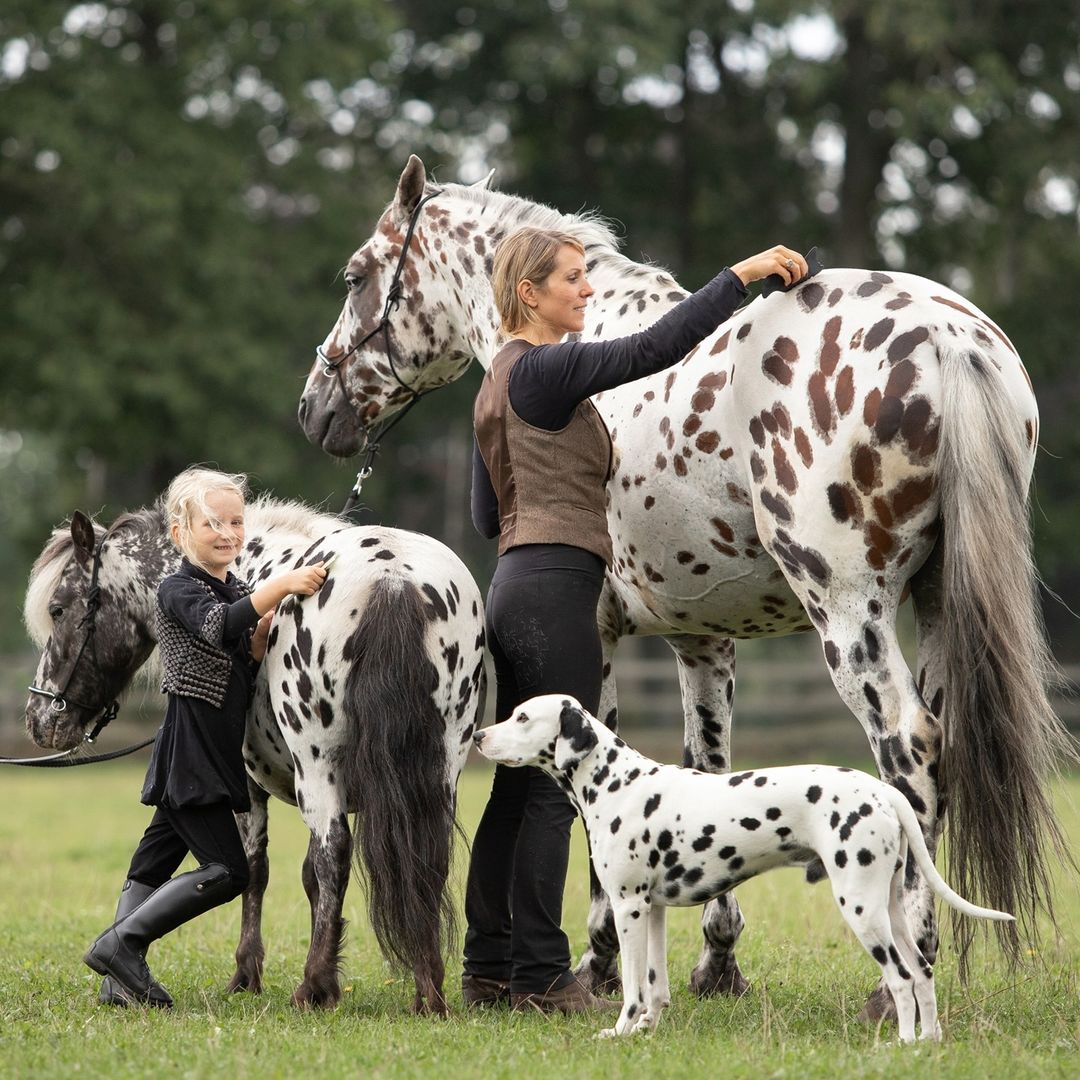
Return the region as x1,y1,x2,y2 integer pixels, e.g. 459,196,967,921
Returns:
472,693,599,773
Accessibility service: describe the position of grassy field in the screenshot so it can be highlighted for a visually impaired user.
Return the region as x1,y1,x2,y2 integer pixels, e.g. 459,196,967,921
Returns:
0,762,1076,1080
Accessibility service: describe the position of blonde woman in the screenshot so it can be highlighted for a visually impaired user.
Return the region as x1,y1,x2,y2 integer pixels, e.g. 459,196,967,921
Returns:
84,467,326,1008
465,228,807,1013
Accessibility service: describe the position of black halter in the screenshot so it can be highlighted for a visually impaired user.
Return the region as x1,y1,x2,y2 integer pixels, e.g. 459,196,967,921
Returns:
315,189,442,516
6,532,154,767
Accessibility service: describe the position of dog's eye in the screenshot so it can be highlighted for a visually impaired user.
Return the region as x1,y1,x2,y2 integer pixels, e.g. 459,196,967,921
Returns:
516,712,528,723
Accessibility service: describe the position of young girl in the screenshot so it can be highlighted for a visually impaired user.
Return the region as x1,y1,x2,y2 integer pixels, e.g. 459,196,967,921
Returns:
84,467,328,1007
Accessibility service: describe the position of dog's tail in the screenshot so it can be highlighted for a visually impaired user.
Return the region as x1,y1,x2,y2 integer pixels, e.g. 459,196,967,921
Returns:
883,785,1014,924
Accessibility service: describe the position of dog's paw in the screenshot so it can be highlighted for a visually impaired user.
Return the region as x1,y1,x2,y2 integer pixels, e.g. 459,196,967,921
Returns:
595,1027,619,1040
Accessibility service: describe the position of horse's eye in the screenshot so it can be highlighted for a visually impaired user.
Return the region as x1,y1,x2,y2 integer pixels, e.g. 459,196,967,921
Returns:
49,604,63,620
345,273,365,292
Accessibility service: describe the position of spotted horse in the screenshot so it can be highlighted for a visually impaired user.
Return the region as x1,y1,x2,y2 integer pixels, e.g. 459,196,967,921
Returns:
24,495,486,1013
297,155,1075,1019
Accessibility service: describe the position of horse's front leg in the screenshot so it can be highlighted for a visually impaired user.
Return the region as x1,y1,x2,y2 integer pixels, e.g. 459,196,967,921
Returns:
573,603,623,997
668,634,750,998
227,779,270,994
291,809,351,1009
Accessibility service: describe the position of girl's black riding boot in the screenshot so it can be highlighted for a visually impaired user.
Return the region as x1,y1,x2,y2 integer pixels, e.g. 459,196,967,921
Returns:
97,879,170,1007
84,862,236,1006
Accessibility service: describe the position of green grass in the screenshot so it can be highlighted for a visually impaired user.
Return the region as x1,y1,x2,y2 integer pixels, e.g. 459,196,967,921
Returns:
1,764,1077,1079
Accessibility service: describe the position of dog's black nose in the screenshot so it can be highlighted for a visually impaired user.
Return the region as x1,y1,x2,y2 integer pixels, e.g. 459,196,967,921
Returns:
472,731,484,747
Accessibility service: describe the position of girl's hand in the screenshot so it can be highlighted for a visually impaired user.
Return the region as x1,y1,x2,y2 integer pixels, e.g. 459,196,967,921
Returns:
730,246,809,287
285,563,328,597
250,609,275,663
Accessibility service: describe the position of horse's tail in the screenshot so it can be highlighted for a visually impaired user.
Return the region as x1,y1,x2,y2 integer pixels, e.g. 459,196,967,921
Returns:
936,340,1076,971
340,575,458,978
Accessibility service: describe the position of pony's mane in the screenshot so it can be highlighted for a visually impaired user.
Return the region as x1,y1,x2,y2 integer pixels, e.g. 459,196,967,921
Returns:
245,493,341,539
429,181,667,279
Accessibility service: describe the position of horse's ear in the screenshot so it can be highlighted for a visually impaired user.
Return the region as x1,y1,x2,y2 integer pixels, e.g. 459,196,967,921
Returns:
393,155,427,219
471,167,496,190
555,699,598,771
70,511,96,567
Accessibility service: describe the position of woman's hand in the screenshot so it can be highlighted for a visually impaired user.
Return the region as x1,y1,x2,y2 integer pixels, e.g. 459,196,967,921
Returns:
283,564,328,597
730,246,809,288
250,609,274,663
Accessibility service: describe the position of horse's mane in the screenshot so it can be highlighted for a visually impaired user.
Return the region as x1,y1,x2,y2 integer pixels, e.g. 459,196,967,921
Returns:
430,181,669,280
245,493,341,539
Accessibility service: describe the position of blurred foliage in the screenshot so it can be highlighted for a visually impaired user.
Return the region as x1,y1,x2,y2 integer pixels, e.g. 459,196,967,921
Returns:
1,0,1078,652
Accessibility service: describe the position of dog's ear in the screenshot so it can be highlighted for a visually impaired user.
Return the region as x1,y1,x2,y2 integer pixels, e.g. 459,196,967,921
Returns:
554,700,598,771
70,511,96,568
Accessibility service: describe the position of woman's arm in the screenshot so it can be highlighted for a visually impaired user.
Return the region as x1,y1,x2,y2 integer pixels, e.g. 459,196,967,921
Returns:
471,436,501,539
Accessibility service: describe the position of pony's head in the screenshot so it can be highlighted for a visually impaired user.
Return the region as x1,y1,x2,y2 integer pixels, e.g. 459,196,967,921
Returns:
24,510,166,750
298,155,485,457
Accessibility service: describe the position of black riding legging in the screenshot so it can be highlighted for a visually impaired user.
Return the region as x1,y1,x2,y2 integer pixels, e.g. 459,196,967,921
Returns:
126,802,250,897
463,543,605,994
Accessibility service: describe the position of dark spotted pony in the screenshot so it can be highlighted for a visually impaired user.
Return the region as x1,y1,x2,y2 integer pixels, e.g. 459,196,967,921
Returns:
296,155,1075,1018
24,495,485,1012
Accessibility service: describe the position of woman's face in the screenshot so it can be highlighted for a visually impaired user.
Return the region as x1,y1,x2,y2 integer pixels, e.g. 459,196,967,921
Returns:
528,245,594,339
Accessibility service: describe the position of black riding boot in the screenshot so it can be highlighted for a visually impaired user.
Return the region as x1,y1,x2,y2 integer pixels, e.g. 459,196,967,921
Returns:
98,879,173,1007
84,862,237,1005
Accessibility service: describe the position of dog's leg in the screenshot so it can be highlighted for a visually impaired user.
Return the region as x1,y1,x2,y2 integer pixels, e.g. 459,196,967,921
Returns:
668,634,750,999
597,898,650,1038
833,865,920,1043
640,902,670,1032
888,842,941,1041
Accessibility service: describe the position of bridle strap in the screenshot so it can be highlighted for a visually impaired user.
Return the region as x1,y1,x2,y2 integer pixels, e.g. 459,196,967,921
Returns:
314,190,442,515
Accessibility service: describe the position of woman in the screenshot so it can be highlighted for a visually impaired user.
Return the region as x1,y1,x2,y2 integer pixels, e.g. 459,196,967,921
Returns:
463,227,808,1013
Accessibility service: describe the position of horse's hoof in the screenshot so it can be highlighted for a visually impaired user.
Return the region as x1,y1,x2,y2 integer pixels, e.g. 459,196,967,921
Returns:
412,993,450,1017
573,955,621,997
291,982,342,1010
688,959,750,998
857,984,897,1023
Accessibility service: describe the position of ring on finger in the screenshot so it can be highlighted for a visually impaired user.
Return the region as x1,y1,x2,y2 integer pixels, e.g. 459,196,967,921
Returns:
785,258,795,270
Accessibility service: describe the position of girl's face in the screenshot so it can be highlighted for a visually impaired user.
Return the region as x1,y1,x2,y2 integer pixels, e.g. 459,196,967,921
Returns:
526,245,594,341
176,489,245,579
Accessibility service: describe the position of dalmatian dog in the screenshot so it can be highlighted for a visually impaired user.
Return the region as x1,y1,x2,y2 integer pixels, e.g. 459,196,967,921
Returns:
473,694,1013,1041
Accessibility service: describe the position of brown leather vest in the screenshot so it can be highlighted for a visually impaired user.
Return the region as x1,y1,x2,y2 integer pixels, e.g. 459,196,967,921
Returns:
474,339,613,566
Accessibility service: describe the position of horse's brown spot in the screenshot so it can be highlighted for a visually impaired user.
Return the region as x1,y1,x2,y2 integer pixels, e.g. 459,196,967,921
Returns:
683,414,702,436
710,330,731,355
644,495,655,509
750,452,766,481
711,517,735,542
885,293,912,310
737,323,753,341
819,316,842,375
696,431,720,454
674,455,688,476
749,417,766,447
835,365,854,416
857,279,883,298
772,440,797,494
872,497,893,527
760,408,779,435
758,489,791,524
664,371,677,403
874,395,904,444
886,326,930,365
863,388,882,426
865,522,895,566
885,358,917,399
692,389,716,413
710,539,739,557
828,288,843,307
655,453,667,472
808,370,835,438
864,318,895,352
827,482,862,524
798,282,825,312
890,475,935,522
773,404,792,439
794,427,813,467
698,370,728,391
851,445,880,493
677,551,694,564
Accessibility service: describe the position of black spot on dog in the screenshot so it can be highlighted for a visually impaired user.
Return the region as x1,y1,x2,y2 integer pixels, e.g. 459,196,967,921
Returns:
644,793,662,818
835,849,848,868
610,816,621,834
806,785,822,804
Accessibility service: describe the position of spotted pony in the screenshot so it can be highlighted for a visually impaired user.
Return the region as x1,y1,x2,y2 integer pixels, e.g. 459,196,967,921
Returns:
24,496,486,1012
297,156,1074,1018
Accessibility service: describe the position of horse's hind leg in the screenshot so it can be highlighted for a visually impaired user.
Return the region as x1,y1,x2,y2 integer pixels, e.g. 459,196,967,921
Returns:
668,634,750,998
291,810,351,1009
227,779,269,994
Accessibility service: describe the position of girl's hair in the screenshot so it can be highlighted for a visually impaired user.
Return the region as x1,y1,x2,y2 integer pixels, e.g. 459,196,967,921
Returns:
164,466,248,569
491,227,586,338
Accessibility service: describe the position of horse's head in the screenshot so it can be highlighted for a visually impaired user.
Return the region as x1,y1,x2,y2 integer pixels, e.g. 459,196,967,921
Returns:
24,510,162,750
298,155,494,457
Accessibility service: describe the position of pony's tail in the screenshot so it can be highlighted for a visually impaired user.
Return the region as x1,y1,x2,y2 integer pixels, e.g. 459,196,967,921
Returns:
936,342,1077,973
340,576,458,978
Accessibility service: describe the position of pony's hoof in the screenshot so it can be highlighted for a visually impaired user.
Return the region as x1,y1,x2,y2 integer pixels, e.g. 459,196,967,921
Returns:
573,955,621,997
226,966,263,994
412,992,449,1017
858,984,897,1023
